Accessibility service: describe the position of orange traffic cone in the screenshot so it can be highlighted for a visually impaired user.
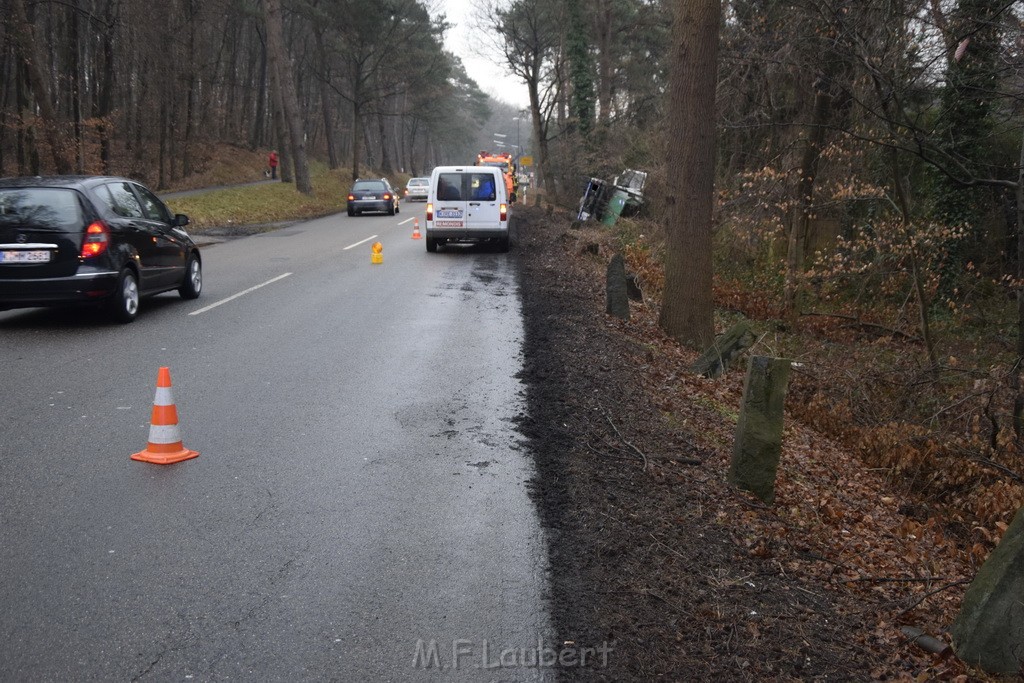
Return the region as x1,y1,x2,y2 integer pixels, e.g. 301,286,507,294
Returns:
371,241,383,264
131,367,199,465
411,218,422,240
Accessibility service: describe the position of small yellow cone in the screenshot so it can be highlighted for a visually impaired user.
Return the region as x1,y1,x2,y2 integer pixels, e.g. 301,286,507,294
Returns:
371,241,383,264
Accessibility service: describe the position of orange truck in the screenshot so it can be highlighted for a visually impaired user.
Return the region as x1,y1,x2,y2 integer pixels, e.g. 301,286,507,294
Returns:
474,151,518,202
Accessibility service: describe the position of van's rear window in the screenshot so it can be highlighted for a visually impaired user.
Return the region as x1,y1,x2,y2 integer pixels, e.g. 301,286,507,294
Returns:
0,188,83,231
436,173,497,202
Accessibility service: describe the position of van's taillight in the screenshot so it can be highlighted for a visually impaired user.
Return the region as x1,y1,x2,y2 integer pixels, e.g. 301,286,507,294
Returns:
500,203,508,221
81,221,109,258
426,203,433,221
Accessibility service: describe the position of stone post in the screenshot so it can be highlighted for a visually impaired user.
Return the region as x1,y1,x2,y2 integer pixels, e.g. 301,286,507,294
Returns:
951,505,1024,675
728,356,791,503
690,322,755,378
606,254,629,320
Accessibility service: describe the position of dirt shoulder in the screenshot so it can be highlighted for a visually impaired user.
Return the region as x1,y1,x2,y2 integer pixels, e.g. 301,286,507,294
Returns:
513,206,977,681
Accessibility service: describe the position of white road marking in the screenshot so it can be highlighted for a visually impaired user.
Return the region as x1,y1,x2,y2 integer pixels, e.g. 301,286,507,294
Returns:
343,235,378,250
397,217,415,225
189,273,293,315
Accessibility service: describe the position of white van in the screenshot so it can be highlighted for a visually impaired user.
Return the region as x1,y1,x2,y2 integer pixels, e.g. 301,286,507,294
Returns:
425,166,509,252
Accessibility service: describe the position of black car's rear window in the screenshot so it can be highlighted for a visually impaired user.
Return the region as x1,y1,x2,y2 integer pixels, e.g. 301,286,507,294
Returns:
0,188,83,231
353,181,386,191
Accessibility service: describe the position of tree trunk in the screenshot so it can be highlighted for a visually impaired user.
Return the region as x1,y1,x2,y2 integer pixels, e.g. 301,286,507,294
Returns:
351,80,362,181
251,39,268,150
9,0,72,174
658,0,720,350
263,0,312,194
1014,129,1024,438
269,64,293,183
96,0,118,173
783,85,831,324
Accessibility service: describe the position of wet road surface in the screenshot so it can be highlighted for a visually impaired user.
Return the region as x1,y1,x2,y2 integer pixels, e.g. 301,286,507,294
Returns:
0,206,552,680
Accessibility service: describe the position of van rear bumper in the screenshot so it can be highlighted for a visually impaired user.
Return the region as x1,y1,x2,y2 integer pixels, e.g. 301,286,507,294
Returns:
426,226,508,241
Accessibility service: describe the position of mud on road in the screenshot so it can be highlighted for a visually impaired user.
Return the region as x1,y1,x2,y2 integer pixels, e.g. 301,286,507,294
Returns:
512,206,879,681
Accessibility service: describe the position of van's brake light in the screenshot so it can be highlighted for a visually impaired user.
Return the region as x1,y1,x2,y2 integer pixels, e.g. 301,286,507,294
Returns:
426,202,433,221
500,203,508,221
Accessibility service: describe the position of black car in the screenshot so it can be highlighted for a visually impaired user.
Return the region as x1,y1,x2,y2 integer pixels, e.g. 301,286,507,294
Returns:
347,178,400,216
0,175,202,323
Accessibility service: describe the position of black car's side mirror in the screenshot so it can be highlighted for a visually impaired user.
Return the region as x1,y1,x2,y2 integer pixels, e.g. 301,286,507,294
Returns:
174,213,190,227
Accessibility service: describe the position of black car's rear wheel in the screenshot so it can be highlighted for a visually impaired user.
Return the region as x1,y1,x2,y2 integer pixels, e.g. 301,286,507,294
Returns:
179,254,202,299
347,207,355,217
108,268,139,323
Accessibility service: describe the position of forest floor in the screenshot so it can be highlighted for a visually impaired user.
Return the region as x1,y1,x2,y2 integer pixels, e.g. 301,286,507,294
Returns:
511,205,987,681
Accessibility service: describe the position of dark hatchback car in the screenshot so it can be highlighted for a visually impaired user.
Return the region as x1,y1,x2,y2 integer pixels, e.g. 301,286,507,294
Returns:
0,175,202,323
346,178,400,216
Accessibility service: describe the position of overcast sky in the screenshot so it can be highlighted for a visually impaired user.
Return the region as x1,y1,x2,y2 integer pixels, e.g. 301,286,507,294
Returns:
437,0,530,109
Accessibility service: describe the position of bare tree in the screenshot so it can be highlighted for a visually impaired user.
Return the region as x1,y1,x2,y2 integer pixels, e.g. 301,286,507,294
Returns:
263,0,312,194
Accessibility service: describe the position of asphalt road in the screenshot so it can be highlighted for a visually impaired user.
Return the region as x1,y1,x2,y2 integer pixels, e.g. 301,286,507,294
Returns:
0,204,552,681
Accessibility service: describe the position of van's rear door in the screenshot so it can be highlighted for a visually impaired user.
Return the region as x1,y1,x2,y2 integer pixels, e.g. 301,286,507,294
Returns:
465,171,500,231
433,171,468,234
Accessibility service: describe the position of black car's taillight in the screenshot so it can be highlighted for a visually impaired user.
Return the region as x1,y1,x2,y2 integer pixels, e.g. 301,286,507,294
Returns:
81,221,110,258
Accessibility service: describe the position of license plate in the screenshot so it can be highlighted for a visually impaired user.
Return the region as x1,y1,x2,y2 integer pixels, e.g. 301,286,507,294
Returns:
435,220,464,228
364,195,377,200
1,249,51,263
437,209,463,219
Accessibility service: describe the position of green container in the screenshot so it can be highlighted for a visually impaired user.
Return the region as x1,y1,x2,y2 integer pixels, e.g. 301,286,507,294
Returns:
601,189,628,227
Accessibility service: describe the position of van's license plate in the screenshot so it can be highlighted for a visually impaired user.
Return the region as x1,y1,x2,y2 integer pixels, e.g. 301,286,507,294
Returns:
1,250,51,263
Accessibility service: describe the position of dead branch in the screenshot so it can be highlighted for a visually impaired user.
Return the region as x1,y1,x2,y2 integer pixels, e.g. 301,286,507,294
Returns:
970,456,1024,486
895,579,970,618
802,311,922,343
847,576,949,584
605,412,649,472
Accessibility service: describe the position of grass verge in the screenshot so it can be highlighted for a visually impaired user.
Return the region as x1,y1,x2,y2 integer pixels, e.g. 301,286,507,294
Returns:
165,162,354,230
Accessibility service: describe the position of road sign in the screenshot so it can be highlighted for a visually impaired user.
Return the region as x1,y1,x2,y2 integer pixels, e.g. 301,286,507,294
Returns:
519,156,533,167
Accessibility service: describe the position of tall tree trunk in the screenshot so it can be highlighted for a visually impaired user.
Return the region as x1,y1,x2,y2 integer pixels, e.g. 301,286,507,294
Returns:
351,90,362,181
659,0,720,350
9,0,72,174
69,0,84,173
783,85,831,324
890,150,938,370
269,63,293,183
1013,129,1024,438
96,0,118,173
377,108,392,175
251,39,268,150
322,87,338,169
263,0,312,193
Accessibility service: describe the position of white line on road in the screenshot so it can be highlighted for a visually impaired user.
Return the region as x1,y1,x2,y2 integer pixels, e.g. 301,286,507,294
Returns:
397,217,415,225
343,235,378,250
188,273,293,316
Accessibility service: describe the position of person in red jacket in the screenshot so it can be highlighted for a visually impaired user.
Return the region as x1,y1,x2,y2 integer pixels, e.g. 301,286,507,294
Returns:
268,150,279,179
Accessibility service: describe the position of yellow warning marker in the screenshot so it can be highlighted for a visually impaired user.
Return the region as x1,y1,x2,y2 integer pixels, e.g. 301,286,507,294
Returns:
371,241,383,264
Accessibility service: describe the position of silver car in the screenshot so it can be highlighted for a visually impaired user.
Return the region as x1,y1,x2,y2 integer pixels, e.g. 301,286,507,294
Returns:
404,177,429,202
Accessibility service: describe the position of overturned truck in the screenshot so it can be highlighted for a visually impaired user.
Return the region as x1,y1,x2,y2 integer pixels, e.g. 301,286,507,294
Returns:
577,169,647,225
